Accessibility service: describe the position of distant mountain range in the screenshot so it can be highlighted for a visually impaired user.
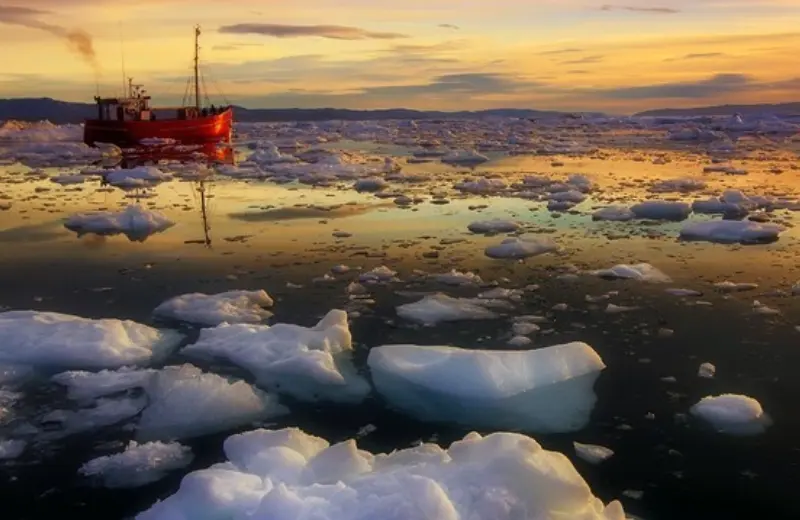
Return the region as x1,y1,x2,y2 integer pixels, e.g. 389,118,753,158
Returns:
0,97,584,124
635,102,800,117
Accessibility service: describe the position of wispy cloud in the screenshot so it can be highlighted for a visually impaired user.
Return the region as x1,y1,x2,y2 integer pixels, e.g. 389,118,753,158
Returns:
560,54,604,65
587,73,752,99
664,52,727,61
539,47,584,56
599,4,681,14
0,5,96,66
438,23,460,30
218,23,408,40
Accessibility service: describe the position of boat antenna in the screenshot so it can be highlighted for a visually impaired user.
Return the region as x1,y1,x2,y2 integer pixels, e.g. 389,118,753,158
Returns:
194,25,201,111
119,22,127,97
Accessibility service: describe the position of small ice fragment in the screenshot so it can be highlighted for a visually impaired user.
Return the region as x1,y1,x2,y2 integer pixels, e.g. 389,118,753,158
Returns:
605,304,639,314
698,363,716,379
512,322,540,335
467,219,521,234
0,439,26,460
714,281,758,292
752,300,780,315
573,442,614,464
508,335,532,347
79,441,193,488
690,394,771,435
591,263,671,283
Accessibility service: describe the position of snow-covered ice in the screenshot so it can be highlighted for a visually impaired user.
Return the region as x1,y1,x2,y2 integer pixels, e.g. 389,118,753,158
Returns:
182,310,369,403
690,394,771,435
0,439,26,460
0,311,182,369
79,441,193,488
137,427,625,520
137,364,288,441
105,166,172,187
64,205,175,241
153,290,274,326
52,367,156,401
368,342,606,432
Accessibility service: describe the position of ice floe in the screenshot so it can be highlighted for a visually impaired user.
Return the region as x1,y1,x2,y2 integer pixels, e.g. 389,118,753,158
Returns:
52,367,157,401
0,311,182,369
680,220,784,244
573,442,614,464
104,166,172,187
396,294,500,325
592,206,635,221
79,441,193,488
153,290,274,326
368,342,605,432
690,394,771,435
591,263,672,283
0,439,27,460
137,364,288,441
64,205,175,241
182,310,369,403
484,237,558,259
137,427,625,520
630,201,692,221
467,219,521,234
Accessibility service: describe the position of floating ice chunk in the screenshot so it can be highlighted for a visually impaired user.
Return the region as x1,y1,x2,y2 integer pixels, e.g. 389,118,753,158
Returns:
467,219,521,234
454,177,506,194
64,205,175,241
591,263,671,283
630,201,691,221
442,149,489,166
485,237,558,259
105,166,171,187
137,364,287,441
41,396,147,439
432,270,483,286
368,342,606,432
52,367,156,401
479,287,523,300
0,311,183,369
548,190,587,203
0,364,35,385
512,321,540,335
79,441,193,488
691,197,743,215
713,281,757,292
605,304,638,314
153,290,274,326
680,220,784,244
592,206,634,221
182,310,369,403
573,442,614,464
650,178,706,193
137,427,625,520
698,362,716,378
0,439,26,460
690,394,771,435
51,173,88,185
396,294,499,326
752,300,780,315
666,288,702,297
359,266,397,283
354,177,388,192
508,336,532,347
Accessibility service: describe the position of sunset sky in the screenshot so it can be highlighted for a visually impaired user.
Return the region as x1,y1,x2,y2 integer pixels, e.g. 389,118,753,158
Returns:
1,0,800,113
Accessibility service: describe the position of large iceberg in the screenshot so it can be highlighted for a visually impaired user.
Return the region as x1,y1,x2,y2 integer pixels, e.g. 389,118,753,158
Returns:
153,290,274,326
182,310,369,403
0,311,183,369
136,427,625,520
64,205,175,242
367,343,606,432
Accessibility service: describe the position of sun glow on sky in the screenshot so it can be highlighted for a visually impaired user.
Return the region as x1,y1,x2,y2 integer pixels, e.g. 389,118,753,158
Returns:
2,0,800,113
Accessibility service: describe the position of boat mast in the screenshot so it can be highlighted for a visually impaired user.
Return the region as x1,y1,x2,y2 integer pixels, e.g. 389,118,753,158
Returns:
194,25,201,111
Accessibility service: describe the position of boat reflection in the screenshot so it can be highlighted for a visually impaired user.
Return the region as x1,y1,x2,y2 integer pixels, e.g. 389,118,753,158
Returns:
115,142,235,169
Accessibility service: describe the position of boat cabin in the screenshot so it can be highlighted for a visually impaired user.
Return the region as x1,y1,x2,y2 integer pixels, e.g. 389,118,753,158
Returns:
92,80,224,122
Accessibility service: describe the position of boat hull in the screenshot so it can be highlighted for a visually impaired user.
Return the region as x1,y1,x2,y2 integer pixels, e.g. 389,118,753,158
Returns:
84,108,233,146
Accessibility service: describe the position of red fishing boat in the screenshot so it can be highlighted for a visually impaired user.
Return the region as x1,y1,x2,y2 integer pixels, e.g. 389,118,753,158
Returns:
84,26,233,147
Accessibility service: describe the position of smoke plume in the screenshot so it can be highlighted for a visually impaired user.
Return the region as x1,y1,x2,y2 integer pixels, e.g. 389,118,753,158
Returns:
0,6,97,67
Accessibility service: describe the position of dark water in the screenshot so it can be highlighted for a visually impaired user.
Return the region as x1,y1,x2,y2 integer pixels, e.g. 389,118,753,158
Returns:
1,248,799,520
